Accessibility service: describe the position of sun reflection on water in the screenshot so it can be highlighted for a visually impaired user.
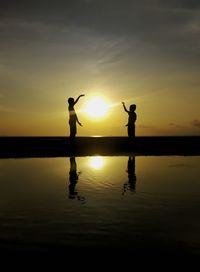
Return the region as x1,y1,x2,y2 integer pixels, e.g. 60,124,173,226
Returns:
88,156,105,170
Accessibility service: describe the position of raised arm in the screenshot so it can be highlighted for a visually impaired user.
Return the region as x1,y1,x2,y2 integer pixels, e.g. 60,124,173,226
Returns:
74,94,85,105
122,102,129,113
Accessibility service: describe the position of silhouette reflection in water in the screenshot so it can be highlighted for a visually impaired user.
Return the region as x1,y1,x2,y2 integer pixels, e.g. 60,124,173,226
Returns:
68,157,85,203
123,156,137,195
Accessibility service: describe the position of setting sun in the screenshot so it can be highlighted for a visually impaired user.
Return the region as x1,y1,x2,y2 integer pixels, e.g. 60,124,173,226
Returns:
85,97,109,120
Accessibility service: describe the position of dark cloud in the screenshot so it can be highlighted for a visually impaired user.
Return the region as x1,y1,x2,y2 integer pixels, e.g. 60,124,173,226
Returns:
1,0,200,62
139,125,152,129
169,123,181,127
1,0,200,74
169,163,193,168
192,119,200,128
1,1,200,35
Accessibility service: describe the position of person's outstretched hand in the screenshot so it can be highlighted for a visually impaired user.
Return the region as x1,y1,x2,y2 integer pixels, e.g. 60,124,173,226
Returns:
80,94,85,97
122,101,125,105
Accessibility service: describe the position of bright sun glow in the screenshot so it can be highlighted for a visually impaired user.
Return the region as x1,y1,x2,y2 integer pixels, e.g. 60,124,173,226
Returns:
89,156,105,170
85,97,109,119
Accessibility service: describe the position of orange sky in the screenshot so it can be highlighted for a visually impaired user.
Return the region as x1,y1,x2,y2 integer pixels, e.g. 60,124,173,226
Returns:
0,0,200,136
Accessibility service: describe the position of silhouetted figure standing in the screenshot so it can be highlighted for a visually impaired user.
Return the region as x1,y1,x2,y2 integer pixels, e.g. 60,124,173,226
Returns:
122,102,137,137
68,157,79,199
68,94,84,139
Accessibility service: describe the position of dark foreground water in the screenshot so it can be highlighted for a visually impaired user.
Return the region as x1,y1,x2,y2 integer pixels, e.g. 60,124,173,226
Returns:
0,156,200,255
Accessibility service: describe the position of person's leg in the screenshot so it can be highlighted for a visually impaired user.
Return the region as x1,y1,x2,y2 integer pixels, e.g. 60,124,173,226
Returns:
70,124,77,139
127,126,130,137
133,124,135,137
128,125,135,138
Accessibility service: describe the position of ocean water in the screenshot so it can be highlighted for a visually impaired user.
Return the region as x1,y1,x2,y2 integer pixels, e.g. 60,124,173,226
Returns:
0,156,200,254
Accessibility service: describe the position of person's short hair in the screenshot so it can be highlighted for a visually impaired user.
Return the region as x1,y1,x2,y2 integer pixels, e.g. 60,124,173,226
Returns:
68,97,74,104
130,104,136,111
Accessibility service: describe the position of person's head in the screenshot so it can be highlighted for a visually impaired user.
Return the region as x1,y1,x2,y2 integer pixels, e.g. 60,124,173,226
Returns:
68,97,74,105
130,104,136,112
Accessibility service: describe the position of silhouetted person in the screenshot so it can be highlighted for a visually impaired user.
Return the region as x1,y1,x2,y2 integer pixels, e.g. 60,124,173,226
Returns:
68,157,79,199
123,156,137,195
68,94,84,139
122,102,137,137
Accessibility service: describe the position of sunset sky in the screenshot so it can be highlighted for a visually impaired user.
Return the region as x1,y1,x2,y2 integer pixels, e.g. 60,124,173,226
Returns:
0,0,200,136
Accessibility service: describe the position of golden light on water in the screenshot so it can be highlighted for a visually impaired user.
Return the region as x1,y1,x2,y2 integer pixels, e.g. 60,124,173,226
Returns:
89,156,105,170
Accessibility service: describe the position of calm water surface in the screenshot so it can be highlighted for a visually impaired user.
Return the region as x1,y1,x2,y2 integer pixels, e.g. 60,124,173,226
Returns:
0,156,200,254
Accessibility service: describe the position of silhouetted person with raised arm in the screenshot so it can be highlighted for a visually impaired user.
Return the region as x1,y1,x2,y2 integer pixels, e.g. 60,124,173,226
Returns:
123,156,137,195
68,157,79,199
68,94,85,139
122,102,137,138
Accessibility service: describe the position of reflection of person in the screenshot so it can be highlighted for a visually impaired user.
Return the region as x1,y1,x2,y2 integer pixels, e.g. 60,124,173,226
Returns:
127,156,137,191
68,157,79,199
122,102,137,137
68,157,85,203
68,94,85,139
123,156,137,194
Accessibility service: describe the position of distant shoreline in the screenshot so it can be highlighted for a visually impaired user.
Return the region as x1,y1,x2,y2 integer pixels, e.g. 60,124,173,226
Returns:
0,136,200,158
